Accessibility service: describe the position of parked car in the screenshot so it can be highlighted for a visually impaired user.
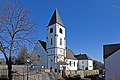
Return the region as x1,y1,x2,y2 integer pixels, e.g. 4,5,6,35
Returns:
0,75,8,80
0,77,8,80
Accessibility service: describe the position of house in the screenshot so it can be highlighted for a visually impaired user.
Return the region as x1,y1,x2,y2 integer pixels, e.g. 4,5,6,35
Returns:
75,54,93,70
104,43,120,80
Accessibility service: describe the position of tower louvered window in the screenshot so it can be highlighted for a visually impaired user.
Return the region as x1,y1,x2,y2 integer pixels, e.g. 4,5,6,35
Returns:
50,28,53,33
60,38,62,45
59,28,62,34
51,38,52,45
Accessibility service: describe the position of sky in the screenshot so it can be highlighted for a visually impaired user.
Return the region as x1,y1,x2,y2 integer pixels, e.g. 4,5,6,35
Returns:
1,0,120,62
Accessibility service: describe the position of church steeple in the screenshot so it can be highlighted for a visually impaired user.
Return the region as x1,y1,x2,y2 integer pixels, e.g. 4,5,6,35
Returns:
48,9,64,27
47,9,66,69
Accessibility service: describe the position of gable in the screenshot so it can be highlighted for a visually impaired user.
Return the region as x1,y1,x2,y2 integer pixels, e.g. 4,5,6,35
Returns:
104,43,120,59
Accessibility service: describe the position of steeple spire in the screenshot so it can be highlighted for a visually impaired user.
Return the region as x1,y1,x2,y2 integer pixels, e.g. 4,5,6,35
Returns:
48,9,64,27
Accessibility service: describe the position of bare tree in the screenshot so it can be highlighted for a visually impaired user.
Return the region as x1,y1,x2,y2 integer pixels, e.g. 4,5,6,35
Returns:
0,0,36,80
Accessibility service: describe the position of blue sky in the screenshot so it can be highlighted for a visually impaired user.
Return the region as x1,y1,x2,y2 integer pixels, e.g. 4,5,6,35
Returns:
1,0,120,62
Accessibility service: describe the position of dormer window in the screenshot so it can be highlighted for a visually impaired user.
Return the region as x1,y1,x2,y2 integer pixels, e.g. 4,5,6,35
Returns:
59,28,62,34
50,28,53,33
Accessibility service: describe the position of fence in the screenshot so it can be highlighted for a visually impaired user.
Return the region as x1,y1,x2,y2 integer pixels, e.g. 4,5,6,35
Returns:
0,65,53,80
0,65,36,80
0,65,8,77
65,70,99,78
0,65,99,80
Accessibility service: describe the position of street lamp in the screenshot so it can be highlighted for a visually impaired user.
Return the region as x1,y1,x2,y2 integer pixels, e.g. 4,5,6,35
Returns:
0,42,2,51
44,61,45,72
27,59,30,80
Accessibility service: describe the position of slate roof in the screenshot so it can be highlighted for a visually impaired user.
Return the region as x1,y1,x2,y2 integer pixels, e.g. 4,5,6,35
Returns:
66,49,77,60
47,9,64,27
75,54,92,60
104,43,120,59
38,40,46,50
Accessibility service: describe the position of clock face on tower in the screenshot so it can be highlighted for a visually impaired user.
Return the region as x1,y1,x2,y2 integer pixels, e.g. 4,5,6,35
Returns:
57,55,64,62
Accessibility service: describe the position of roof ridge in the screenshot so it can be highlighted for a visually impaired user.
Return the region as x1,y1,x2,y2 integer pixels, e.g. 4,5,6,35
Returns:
104,44,120,59
75,54,92,60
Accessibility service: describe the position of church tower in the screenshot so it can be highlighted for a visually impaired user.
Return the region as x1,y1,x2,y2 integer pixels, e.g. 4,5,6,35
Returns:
46,9,66,69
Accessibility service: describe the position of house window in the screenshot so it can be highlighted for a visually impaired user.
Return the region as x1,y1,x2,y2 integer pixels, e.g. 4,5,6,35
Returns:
82,65,84,69
50,28,53,33
60,38,62,45
82,61,84,64
70,61,71,66
59,28,62,34
51,38,52,45
74,62,75,66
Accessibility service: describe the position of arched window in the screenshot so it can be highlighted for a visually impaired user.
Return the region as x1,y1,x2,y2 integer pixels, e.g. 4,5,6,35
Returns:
51,38,52,45
59,28,62,34
50,28,53,33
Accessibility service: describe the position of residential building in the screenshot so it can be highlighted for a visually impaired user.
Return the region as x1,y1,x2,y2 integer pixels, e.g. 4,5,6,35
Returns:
104,43,120,80
75,54,93,70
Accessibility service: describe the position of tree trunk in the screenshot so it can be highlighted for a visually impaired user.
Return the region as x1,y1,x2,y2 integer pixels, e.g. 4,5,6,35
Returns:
8,57,12,80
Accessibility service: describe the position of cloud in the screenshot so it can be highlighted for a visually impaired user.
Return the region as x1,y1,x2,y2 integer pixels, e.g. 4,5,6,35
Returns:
112,5,120,8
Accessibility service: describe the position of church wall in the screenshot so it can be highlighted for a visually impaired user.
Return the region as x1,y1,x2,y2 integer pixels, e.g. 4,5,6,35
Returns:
46,23,66,70
55,23,66,49
46,24,56,49
32,41,48,68
48,56,55,69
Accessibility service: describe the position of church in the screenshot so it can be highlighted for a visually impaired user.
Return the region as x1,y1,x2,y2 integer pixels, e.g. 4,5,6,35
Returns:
31,9,93,71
